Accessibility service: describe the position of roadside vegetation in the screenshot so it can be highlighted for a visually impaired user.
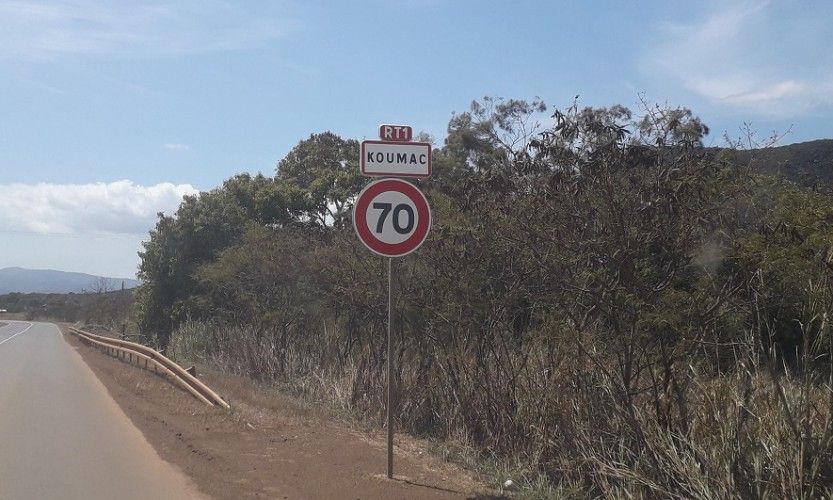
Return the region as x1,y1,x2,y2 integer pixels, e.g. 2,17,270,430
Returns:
0,286,133,325
136,97,833,497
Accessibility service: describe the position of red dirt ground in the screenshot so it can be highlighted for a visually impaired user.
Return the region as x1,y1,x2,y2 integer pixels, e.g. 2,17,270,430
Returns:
62,328,499,499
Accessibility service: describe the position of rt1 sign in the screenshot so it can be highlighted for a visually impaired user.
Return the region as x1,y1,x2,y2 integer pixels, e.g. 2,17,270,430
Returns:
361,140,432,177
353,178,431,258
379,124,412,142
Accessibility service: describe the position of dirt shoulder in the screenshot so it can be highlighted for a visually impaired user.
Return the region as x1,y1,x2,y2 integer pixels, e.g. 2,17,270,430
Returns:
61,327,496,500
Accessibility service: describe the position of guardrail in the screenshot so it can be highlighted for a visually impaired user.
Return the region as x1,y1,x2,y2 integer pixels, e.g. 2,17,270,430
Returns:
68,327,230,409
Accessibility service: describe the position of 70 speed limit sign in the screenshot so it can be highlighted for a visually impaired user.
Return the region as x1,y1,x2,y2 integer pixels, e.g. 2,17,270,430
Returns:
352,178,431,258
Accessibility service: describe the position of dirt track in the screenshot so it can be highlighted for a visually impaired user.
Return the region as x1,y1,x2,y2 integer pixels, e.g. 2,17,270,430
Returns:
63,327,496,499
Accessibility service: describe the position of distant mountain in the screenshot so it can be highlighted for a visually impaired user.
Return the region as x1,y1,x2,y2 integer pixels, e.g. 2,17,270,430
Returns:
0,267,139,294
740,139,833,189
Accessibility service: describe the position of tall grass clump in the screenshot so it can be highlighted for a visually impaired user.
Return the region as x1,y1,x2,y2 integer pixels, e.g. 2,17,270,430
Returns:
170,283,833,497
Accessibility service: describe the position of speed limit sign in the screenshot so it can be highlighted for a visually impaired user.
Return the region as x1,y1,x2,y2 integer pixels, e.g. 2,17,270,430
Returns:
353,178,431,258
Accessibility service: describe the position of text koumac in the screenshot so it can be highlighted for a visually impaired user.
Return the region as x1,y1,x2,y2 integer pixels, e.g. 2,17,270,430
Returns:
366,151,428,166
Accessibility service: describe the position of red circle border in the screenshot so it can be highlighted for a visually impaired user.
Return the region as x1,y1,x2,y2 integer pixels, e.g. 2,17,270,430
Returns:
353,179,431,258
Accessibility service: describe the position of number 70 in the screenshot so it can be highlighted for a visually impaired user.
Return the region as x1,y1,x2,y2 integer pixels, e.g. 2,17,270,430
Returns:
372,203,415,234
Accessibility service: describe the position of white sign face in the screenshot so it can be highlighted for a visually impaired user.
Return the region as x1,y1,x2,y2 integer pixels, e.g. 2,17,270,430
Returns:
361,140,432,178
364,190,420,246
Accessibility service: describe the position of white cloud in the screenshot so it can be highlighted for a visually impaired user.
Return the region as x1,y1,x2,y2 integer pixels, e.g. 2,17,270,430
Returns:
0,0,299,60
724,80,808,105
164,143,189,151
0,180,197,235
644,1,833,116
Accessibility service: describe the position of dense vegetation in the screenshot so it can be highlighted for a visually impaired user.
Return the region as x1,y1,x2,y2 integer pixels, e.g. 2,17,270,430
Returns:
136,98,833,497
0,288,132,324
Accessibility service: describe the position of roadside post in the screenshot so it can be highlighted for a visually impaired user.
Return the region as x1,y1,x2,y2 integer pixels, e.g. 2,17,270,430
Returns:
354,125,432,479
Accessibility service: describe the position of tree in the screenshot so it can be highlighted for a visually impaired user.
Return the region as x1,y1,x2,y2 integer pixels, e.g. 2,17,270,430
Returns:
195,226,318,375
136,174,297,347
731,180,833,365
276,132,364,228
431,97,547,203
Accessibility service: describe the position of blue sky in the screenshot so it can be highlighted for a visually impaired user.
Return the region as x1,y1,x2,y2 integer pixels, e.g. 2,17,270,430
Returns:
1,0,832,278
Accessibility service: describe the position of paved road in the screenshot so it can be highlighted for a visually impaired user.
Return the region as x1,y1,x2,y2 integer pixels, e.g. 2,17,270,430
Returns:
0,321,205,499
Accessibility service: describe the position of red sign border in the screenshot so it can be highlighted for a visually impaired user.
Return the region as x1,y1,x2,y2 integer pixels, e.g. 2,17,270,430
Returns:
353,179,432,258
360,140,433,178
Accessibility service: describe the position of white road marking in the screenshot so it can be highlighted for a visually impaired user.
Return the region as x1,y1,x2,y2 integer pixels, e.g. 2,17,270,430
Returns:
0,322,34,346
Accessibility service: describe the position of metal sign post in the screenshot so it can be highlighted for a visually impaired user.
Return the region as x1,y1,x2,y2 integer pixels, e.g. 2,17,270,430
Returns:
387,256,394,478
354,125,432,480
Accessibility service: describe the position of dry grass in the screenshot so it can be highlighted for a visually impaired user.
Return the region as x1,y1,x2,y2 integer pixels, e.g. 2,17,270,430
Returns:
169,318,833,499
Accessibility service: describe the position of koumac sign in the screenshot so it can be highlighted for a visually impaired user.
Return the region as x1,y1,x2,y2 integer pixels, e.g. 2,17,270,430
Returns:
361,140,432,177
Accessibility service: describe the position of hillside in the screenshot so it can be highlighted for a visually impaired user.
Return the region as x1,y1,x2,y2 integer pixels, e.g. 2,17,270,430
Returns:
0,267,139,294
744,139,833,188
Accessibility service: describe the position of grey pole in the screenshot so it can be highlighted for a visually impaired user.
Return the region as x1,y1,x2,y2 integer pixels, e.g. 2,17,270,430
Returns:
387,256,394,479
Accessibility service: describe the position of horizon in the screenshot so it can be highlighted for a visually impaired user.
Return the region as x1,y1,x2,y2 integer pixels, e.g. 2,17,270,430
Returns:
1,0,832,278
0,266,140,281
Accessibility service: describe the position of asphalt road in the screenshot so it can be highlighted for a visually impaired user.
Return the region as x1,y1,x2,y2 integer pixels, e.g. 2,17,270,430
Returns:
0,321,205,499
